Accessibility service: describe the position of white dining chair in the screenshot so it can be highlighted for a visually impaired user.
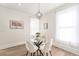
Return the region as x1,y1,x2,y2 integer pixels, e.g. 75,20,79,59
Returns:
25,40,38,56
41,38,53,56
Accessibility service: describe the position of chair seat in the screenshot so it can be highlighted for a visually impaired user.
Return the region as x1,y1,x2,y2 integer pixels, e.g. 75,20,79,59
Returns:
40,38,53,56
26,40,38,53
40,43,45,50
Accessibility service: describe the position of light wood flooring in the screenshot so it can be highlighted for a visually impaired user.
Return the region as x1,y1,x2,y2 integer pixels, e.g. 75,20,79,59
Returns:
0,44,78,56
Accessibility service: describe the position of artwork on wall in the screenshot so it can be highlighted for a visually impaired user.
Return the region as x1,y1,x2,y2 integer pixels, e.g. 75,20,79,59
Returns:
44,23,48,30
10,20,24,29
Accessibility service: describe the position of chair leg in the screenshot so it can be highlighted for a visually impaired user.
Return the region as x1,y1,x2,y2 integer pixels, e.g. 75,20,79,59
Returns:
37,50,38,56
31,53,32,56
33,52,35,56
26,51,29,56
49,51,52,56
46,53,48,56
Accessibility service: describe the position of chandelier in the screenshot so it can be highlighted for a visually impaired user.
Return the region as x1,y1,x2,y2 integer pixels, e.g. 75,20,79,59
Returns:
35,3,43,19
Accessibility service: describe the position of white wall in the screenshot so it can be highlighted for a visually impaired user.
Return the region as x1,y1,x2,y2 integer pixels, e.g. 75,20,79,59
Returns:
0,6,30,49
39,9,56,41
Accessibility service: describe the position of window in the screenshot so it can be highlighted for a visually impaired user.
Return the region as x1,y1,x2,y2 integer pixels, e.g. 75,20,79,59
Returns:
56,6,78,47
30,18,39,35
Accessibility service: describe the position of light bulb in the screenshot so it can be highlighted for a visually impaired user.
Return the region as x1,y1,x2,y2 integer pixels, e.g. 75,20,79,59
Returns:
38,13,41,16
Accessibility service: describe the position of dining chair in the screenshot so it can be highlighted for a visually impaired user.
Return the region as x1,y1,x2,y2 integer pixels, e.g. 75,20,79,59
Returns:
25,40,38,56
41,38,53,56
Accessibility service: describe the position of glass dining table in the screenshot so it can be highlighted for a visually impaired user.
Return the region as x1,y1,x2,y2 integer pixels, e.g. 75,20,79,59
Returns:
33,39,45,56
34,41,43,56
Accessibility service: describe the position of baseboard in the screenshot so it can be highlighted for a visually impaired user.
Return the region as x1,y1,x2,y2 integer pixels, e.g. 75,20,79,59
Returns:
0,42,25,50
52,42,79,55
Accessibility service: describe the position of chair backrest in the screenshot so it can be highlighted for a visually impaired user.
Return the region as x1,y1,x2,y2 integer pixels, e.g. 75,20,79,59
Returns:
43,39,53,52
26,40,37,52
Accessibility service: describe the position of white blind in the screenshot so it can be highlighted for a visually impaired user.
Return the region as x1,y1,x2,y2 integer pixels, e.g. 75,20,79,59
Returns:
56,6,78,46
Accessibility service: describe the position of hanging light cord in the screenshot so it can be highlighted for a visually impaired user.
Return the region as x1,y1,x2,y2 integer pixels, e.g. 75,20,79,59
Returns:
39,3,40,13
35,3,42,19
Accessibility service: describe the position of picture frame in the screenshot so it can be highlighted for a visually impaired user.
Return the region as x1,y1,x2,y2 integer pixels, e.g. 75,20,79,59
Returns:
44,23,48,29
10,20,24,29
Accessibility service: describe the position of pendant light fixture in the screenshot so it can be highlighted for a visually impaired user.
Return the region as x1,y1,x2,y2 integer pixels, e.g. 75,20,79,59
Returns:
35,3,43,19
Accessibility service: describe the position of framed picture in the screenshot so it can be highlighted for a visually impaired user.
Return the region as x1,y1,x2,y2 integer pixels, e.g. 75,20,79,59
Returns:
10,20,24,29
44,23,48,29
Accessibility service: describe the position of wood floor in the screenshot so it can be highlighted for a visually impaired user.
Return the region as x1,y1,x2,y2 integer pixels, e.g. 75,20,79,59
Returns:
0,44,78,56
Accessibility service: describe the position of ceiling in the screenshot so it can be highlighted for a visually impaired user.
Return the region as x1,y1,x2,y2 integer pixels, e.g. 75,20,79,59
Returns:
0,3,63,16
